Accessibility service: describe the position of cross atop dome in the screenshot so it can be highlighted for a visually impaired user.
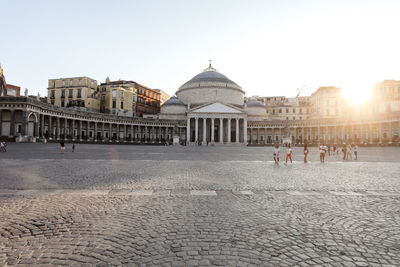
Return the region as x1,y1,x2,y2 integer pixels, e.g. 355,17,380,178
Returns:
203,59,216,72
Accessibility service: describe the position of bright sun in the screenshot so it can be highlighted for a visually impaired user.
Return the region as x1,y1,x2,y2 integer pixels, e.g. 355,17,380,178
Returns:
341,82,372,105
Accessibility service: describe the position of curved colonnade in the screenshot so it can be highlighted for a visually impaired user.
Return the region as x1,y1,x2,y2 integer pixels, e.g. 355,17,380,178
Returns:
1,96,400,145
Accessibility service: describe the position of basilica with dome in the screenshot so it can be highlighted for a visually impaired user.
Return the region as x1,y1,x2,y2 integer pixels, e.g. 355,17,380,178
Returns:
157,63,267,145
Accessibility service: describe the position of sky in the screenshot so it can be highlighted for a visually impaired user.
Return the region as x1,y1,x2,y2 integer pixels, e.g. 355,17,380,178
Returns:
1,0,400,102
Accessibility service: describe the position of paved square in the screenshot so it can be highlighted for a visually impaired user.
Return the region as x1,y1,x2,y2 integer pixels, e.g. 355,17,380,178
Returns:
0,143,400,266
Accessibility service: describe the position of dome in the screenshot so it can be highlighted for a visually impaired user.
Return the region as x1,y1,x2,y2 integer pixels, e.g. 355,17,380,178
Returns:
176,64,245,106
162,96,185,106
179,66,241,90
246,99,265,108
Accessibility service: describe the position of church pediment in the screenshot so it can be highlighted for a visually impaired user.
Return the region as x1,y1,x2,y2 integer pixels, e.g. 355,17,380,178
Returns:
191,102,244,114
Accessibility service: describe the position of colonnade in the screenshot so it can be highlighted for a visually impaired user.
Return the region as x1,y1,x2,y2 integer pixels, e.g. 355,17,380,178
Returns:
248,122,400,145
186,116,247,145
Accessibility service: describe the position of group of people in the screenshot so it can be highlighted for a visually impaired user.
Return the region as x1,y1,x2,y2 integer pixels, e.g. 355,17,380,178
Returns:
60,142,75,154
273,143,359,164
0,140,6,152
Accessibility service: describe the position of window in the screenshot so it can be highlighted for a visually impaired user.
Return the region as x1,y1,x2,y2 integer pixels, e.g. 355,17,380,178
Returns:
91,81,94,88
52,81,55,88
51,100,55,105
78,79,82,85
121,101,124,109
286,117,288,120
77,88,82,98
51,90,55,98
279,109,282,113
120,91,124,99
293,108,295,113
62,80,65,87
112,89,117,98
61,101,65,107
102,87,106,92
61,89,65,98
286,108,289,113
112,100,116,108
69,80,73,86
300,116,302,120
68,89,73,98
293,117,295,120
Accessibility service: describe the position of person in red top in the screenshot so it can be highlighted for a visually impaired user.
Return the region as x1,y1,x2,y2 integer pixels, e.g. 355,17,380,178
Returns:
285,144,293,164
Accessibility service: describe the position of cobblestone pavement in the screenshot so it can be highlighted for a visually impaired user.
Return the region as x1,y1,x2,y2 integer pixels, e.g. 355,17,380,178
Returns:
0,144,400,266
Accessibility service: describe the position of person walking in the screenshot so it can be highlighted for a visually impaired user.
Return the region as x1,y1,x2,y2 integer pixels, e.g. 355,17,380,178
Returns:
346,144,352,160
342,145,346,160
319,143,326,163
72,144,75,152
0,140,6,152
273,143,280,165
354,144,358,160
303,145,309,163
60,142,65,154
285,144,293,164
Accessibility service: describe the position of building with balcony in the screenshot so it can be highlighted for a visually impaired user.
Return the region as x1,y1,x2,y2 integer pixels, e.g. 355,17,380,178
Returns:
47,77,99,111
99,78,137,117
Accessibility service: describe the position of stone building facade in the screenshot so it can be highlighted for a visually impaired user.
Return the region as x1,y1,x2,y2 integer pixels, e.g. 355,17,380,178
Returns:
1,64,400,145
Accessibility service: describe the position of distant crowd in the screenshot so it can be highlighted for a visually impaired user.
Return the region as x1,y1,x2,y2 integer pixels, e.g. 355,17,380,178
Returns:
273,143,359,165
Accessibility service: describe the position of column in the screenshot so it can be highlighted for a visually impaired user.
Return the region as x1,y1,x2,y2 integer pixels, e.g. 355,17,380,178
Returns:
369,124,373,144
34,116,40,138
20,111,28,136
94,122,98,141
186,118,191,144
9,110,15,137
48,116,53,139
195,118,199,143
152,126,155,141
86,121,90,141
227,119,231,143
102,122,105,141
302,127,305,144
71,119,75,141
0,110,2,136
202,118,207,145
79,120,82,141
389,121,393,142
219,118,223,144
235,118,239,143
243,119,247,144
280,127,282,144
40,114,45,138
130,125,134,142
109,123,112,141
326,126,329,144
256,128,259,144
317,126,320,144
334,125,338,144
62,119,66,140
211,118,215,143
379,123,383,144
341,125,345,144
124,124,127,142
294,127,297,145
56,117,60,140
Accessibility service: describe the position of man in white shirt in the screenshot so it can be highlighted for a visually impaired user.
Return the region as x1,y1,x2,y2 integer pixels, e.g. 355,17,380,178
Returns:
319,144,326,163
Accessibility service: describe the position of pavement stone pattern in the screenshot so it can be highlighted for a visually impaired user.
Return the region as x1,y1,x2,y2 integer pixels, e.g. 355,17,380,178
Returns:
0,143,399,266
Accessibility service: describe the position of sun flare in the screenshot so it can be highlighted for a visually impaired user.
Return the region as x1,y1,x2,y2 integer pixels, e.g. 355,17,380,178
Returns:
341,82,372,105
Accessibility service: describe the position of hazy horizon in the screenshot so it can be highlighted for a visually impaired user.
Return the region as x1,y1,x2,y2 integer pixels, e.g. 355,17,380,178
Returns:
2,0,400,102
